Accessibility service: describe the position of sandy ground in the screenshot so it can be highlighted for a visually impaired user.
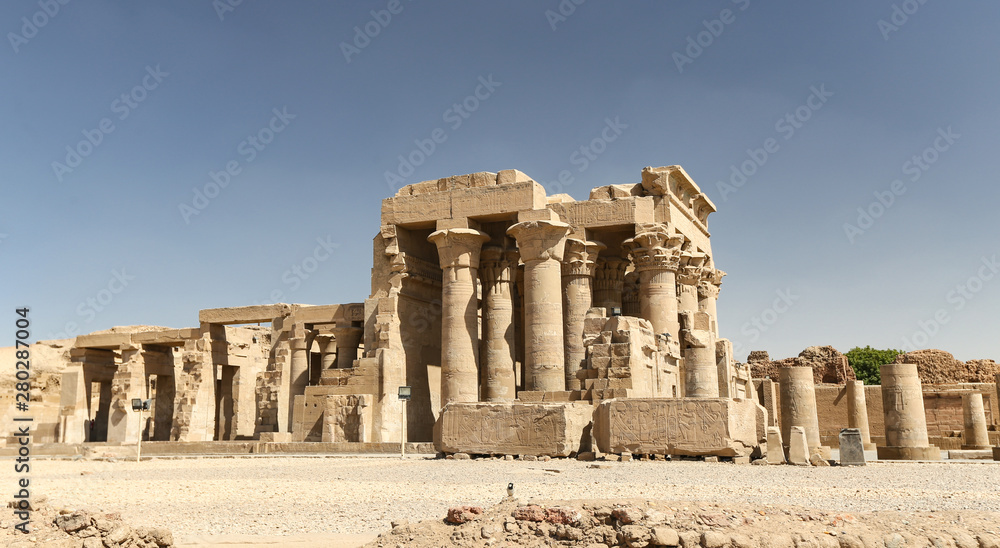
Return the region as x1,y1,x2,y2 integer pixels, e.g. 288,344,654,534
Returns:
4,455,1000,547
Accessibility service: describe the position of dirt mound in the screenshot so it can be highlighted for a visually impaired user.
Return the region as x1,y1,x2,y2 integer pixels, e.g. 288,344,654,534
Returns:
747,346,856,384
894,350,1000,384
2,497,173,547
365,498,1000,548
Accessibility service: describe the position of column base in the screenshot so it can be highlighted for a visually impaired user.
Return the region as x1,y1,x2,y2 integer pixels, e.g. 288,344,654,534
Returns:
993,447,1000,461
863,442,877,451
876,445,941,460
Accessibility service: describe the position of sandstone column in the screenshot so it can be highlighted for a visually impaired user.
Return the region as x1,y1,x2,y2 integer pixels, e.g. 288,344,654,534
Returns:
846,380,875,450
676,252,705,318
593,257,628,313
962,392,990,450
680,311,718,397
562,238,605,389
107,343,148,444
622,224,686,340
621,272,640,317
479,245,518,401
698,268,726,336
878,363,941,460
331,324,364,369
317,335,337,369
287,330,309,432
507,219,571,392
429,227,491,405
778,366,826,457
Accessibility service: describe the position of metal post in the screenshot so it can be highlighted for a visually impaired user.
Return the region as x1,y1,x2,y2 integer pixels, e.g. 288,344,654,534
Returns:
400,399,406,459
136,407,143,463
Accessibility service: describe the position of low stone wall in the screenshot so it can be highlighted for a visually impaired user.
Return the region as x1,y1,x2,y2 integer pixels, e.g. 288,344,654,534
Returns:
756,379,999,448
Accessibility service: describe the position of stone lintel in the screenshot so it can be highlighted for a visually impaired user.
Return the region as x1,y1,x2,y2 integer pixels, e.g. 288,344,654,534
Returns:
198,304,293,325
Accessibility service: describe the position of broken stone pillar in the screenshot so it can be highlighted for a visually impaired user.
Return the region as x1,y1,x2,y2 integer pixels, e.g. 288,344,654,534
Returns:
331,324,364,369
622,223,686,340
766,426,785,464
698,268,725,336
878,363,941,460
962,392,990,450
107,343,149,444
58,365,90,444
173,326,220,442
593,257,628,313
778,366,827,457
787,426,810,465
846,380,876,450
479,245,518,401
507,218,571,392
429,225,491,405
562,238,604,390
680,310,718,398
287,331,309,432
838,428,866,466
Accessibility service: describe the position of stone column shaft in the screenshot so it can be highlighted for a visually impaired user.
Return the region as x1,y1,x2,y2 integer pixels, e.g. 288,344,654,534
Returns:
962,392,990,449
778,366,823,454
508,219,571,392
429,227,490,406
846,380,874,449
878,363,940,460
331,325,364,369
480,247,518,401
287,333,309,432
624,224,685,341
593,257,627,312
562,239,604,389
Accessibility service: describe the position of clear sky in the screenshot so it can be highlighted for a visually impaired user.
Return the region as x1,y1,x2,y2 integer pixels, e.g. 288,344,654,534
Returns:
2,1,998,362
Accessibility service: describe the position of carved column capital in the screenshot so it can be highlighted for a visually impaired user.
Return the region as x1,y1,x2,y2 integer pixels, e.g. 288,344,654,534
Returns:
561,239,605,278
480,245,518,296
594,256,628,290
428,228,490,270
507,220,571,263
677,252,707,285
622,223,686,272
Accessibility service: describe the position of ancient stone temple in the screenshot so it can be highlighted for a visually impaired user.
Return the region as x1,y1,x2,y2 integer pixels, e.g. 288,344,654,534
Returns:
52,166,764,458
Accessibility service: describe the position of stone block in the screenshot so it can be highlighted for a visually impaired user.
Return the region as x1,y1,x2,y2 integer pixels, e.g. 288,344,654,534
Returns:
766,426,785,464
594,398,760,457
787,426,810,465
436,402,593,457
497,169,533,185
838,428,866,466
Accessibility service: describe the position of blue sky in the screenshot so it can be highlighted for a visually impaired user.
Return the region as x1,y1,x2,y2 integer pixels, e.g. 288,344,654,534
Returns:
2,1,998,361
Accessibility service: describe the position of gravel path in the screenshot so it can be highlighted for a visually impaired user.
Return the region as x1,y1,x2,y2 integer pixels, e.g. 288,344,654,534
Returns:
15,456,1000,538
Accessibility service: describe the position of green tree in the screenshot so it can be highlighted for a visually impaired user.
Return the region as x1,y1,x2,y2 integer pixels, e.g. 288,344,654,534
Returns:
846,346,903,385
